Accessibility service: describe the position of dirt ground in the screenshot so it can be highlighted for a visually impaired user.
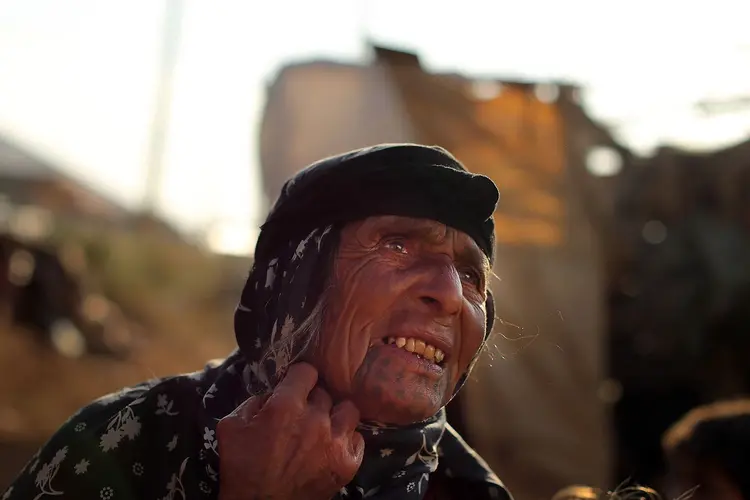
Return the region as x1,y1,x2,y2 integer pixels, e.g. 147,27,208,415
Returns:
0,317,237,490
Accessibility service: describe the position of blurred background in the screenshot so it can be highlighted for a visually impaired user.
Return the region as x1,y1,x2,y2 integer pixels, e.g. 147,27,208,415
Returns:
1,1,750,498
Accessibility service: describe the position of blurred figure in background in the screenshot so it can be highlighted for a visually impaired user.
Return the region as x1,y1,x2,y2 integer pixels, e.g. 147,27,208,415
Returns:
552,485,603,500
662,399,750,500
0,233,132,358
552,485,660,500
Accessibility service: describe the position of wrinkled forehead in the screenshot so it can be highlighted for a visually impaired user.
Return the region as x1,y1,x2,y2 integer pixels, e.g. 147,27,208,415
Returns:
344,215,491,271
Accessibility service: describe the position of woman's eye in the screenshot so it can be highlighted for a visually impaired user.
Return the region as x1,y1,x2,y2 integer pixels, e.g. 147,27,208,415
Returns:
459,268,482,288
384,239,408,254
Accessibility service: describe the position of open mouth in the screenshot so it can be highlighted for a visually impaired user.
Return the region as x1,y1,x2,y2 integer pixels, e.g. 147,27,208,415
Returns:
380,337,446,366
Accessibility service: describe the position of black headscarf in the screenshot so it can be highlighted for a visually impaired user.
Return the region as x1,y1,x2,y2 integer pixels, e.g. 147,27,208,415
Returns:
1,144,510,500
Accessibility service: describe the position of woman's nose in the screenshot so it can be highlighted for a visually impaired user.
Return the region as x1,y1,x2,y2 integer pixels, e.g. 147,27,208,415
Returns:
414,260,462,317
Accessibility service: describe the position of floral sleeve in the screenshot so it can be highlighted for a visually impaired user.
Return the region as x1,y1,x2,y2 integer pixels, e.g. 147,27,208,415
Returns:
1,374,222,500
1,386,153,500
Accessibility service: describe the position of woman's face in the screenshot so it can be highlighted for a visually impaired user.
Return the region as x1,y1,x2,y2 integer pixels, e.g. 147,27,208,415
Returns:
309,215,490,425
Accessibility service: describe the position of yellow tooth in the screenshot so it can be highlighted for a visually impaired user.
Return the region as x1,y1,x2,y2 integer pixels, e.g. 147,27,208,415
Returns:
405,338,416,352
395,337,406,348
388,337,395,344
434,349,444,363
424,345,435,360
415,340,426,354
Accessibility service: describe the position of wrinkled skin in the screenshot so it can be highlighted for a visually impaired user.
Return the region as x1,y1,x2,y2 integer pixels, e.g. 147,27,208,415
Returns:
217,216,490,499
310,215,490,425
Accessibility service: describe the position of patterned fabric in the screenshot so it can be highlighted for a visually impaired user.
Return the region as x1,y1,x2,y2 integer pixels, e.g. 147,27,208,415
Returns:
1,225,510,500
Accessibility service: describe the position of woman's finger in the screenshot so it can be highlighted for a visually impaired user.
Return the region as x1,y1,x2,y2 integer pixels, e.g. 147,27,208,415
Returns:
330,400,360,437
308,386,333,414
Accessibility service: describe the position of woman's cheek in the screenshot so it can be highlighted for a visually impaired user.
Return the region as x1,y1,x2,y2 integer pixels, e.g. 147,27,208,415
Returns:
456,305,487,374
428,299,485,395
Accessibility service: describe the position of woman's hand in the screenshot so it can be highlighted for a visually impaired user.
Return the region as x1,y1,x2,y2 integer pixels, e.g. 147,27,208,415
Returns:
217,362,364,500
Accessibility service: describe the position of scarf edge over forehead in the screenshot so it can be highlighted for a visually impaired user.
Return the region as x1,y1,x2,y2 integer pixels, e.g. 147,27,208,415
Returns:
259,143,499,265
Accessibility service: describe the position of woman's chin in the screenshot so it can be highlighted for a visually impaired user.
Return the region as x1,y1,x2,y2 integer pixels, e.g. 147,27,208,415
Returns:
352,383,444,426
359,405,437,427
343,346,451,425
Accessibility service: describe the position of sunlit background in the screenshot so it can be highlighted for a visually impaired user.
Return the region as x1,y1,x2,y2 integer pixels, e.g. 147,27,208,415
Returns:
1,0,749,254
2,1,750,499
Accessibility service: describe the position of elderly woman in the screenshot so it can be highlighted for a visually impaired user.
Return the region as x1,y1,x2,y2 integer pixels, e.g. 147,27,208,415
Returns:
2,144,511,500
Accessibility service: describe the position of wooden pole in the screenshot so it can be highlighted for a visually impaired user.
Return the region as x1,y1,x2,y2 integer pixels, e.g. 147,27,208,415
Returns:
143,0,185,214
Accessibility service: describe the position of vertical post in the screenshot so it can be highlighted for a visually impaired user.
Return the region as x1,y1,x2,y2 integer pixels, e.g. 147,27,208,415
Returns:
359,0,373,49
143,0,186,214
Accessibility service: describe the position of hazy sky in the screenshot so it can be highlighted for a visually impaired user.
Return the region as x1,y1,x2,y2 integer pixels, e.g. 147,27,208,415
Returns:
1,0,749,254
